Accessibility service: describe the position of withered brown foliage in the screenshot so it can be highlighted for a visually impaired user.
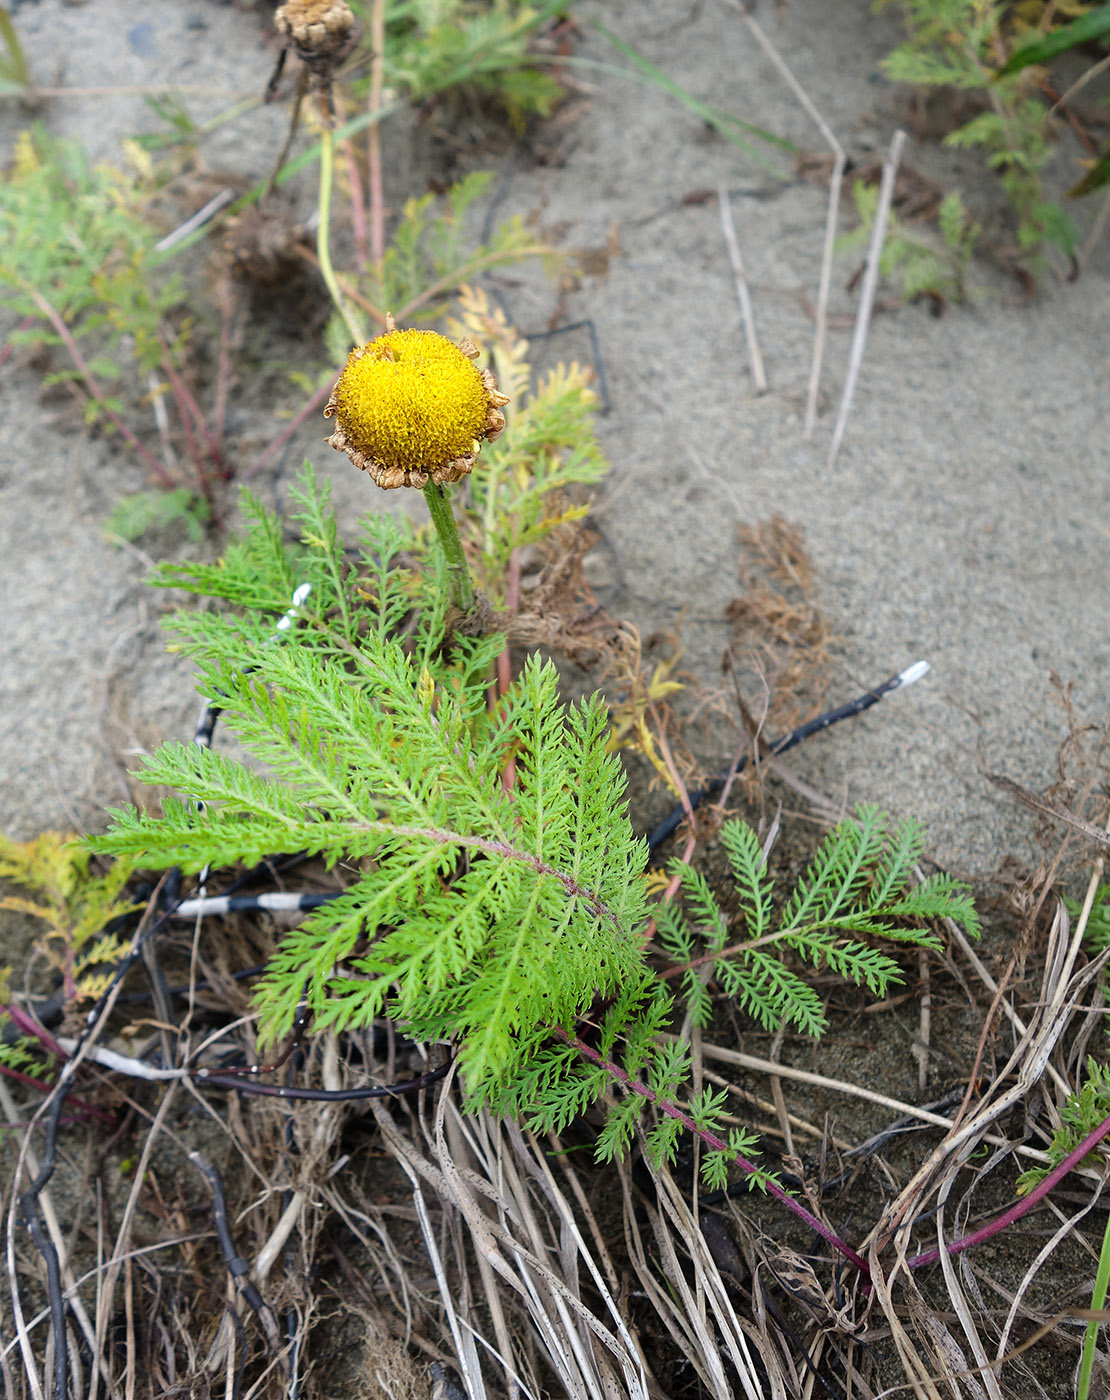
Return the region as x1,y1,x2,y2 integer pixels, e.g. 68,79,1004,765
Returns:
509,524,627,666
725,515,832,748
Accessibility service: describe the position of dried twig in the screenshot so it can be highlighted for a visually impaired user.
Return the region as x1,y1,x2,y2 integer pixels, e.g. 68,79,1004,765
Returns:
690,1039,1052,1165
988,771,1110,851
153,188,235,254
723,0,845,436
717,184,767,393
370,1085,651,1399
827,128,906,468
366,0,387,274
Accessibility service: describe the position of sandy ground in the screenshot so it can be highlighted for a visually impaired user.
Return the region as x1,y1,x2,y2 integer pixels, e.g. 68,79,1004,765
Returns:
1,0,1107,880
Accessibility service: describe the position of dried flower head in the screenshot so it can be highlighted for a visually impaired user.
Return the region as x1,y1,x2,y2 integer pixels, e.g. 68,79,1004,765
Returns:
274,1,356,67
324,315,510,490
224,206,306,286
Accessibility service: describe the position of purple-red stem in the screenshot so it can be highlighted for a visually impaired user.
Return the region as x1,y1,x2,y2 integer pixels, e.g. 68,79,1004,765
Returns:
158,329,223,469
558,1025,872,1277
22,284,172,487
0,1061,62,1097
908,1108,1110,1270
0,1068,117,1127
0,1005,119,1125
213,277,234,456
161,349,203,479
243,381,334,480
367,0,387,274
343,137,369,273
4,1003,69,1061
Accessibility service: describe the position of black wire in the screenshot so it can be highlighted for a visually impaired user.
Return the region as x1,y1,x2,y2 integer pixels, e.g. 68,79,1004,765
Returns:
177,892,337,917
757,1280,845,1400
20,1201,68,1400
19,1078,79,1400
484,284,612,414
189,852,311,903
194,1055,453,1100
646,668,918,854
282,1051,302,1400
14,891,199,1398
189,1153,279,1348
192,701,220,749
526,319,611,414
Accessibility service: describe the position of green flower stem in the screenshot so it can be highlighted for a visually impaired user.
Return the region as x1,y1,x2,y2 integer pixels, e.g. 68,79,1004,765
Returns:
423,482,475,612
317,125,366,347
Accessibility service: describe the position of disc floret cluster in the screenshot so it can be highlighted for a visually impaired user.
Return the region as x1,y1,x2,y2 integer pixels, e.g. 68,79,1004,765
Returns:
324,315,509,490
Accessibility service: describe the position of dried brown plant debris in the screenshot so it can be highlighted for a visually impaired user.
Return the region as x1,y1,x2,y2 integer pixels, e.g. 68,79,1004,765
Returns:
986,672,1110,935
273,1,357,86
224,204,309,286
506,526,697,796
726,515,832,755
509,524,624,663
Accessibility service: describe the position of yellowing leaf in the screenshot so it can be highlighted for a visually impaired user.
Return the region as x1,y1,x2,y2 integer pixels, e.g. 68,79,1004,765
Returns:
643,868,672,896
418,667,435,709
121,138,154,185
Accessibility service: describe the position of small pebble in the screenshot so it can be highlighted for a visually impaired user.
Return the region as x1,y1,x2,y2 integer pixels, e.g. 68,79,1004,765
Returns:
127,21,157,59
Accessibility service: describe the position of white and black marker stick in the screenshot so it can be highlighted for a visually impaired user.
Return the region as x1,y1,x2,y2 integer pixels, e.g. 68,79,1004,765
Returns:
187,584,313,894
192,583,313,751
646,661,931,853
168,891,341,921
766,660,929,754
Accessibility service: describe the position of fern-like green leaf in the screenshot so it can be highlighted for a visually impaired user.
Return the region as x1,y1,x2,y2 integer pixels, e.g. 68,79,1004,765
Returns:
660,807,979,1036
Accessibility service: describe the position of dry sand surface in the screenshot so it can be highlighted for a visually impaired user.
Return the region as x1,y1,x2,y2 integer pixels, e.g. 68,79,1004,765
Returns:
1,0,1107,878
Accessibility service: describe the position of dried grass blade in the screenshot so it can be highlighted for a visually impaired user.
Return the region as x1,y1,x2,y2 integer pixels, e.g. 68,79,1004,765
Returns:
827,129,907,468
718,184,768,394
721,0,846,437
652,1165,788,1400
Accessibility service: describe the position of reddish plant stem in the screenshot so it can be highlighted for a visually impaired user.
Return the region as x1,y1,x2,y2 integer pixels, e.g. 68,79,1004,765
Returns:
908,1108,1110,1270
497,548,521,697
0,1063,60,1097
213,276,235,457
243,381,333,479
296,245,389,327
2,1078,116,1127
557,1025,871,1278
158,328,223,469
4,1004,69,1061
0,1006,121,1126
367,0,386,274
343,137,369,273
20,284,172,487
159,346,203,483
0,1069,116,1126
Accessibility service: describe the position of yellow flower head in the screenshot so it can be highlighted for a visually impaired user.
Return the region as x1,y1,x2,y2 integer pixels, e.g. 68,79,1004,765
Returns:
324,315,509,490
